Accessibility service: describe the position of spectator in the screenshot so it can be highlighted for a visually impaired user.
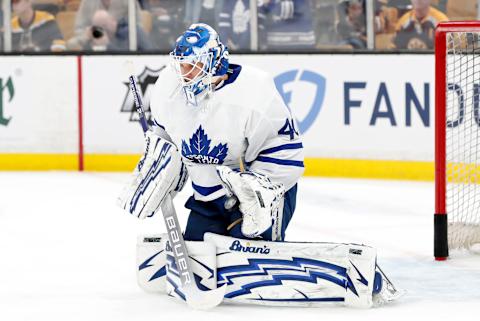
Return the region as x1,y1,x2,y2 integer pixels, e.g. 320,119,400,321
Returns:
374,0,388,34
74,0,140,34
67,0,141,50
435,0,447,13
337,0,367,49
78,9,152,51
261,0,316,51
11,0,65,52
184,0,219,28
217,0,265,51
145,0,186,51
137,0,149,9
311,0,338,47
393,0,448,49
386,0,447,14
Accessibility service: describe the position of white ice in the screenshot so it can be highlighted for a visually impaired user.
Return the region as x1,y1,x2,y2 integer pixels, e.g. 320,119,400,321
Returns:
1,172,479,321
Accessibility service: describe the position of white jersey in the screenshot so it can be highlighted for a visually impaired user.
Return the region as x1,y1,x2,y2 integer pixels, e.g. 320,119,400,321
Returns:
150,63,304,202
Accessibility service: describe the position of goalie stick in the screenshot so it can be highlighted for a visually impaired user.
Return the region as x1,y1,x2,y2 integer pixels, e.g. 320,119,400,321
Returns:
126,61,226,309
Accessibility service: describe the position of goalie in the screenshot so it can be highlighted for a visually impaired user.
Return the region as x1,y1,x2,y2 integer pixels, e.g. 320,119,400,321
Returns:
121,23,303,242
119,23,403,308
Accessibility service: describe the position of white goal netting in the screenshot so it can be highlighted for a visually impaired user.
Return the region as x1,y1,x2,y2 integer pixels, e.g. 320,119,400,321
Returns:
446,31,480,249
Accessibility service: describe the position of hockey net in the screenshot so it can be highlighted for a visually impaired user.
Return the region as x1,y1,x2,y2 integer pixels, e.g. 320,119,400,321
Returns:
435,22,480,260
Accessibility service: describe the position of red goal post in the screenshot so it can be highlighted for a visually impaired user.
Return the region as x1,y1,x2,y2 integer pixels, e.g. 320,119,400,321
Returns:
435,21,480,260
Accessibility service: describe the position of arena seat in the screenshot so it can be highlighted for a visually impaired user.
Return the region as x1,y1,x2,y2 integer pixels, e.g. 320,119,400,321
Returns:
56,11,76,41
447,0,477,21
140,10,153,33
375,33,395,49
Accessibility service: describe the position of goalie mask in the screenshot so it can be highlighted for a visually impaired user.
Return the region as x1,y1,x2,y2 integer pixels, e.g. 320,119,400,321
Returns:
170,23,229,106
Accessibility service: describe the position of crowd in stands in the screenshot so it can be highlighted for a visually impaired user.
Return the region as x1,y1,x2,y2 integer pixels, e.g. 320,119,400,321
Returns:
0,0,476,53
375,0,451,49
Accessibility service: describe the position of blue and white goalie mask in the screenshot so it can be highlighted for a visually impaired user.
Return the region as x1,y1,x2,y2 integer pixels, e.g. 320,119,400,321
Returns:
170,23,229,106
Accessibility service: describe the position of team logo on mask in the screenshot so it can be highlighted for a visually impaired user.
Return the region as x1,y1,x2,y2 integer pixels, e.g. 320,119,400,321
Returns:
181,125,228,164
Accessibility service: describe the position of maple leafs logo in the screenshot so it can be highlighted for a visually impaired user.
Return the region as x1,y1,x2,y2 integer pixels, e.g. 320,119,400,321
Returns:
181,126,228,164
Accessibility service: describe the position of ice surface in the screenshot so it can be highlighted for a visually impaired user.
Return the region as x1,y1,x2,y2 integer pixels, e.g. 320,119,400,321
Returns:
1,172,480,321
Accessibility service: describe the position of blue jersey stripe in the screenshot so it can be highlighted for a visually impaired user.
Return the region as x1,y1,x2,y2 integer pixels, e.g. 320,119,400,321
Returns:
259,143,303,155
255,156,304,167
192,182,224,196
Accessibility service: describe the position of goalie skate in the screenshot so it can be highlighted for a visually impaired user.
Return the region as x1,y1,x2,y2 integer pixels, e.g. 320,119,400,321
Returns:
372,265,405,307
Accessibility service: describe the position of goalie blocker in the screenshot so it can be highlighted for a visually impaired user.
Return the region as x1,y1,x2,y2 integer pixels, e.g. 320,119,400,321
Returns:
117,130,188,219
137,233,403,308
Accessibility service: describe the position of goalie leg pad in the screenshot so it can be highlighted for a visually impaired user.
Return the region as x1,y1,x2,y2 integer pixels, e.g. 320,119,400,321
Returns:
136,233,402,308
204,233,379,308
165,240,218,301
344,245,377,308
136,235,219,298
137,234,168,293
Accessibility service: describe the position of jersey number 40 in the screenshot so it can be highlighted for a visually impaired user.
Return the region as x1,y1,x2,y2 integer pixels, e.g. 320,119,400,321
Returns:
278,118,299,140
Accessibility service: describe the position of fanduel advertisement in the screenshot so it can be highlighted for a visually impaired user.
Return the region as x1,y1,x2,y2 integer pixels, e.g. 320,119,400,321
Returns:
1,54,436,166
235,55,434,161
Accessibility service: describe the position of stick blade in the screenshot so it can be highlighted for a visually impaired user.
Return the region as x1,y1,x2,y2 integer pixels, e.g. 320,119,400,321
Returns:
184,284,227,310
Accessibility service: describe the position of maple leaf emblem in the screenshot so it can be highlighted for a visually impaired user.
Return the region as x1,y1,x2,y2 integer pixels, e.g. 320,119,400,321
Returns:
182,126,229,164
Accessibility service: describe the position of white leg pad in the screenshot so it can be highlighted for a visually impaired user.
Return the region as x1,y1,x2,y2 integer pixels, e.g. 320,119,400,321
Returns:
136,234,168,293
204,233,377,308
165,240,218,301
344,244,377,308
136,233,387,308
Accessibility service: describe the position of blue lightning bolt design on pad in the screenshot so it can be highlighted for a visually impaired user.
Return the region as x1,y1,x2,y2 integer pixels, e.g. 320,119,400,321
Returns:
166,254,215,291
350,260,368,286
139,250,164,270
217,257,359,300
139,250,166,281
130,143,173,215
